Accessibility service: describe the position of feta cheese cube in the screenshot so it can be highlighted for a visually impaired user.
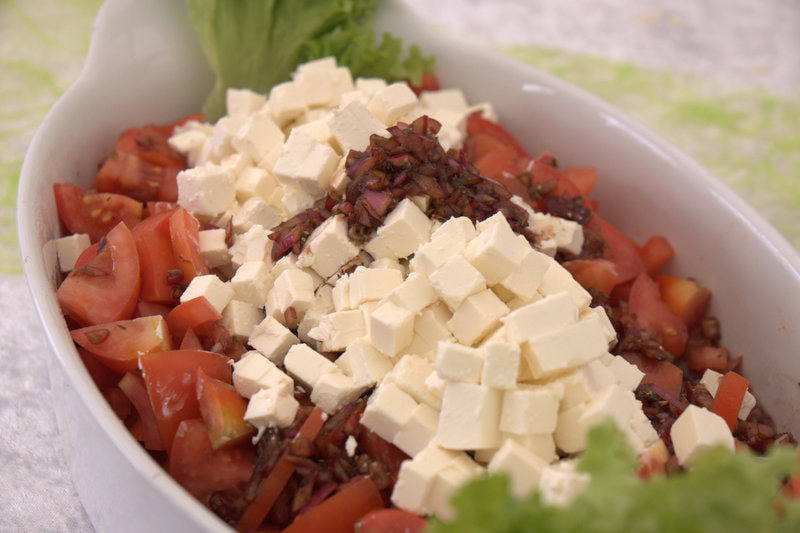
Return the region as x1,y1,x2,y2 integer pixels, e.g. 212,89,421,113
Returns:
226,88,267,119
310,369,366,414
328,99,387,153
606,355,645,391
386,355,440,409
522,317,608,379
436,382,502,450
230,261,273,306
670,404,734,466
699,369,757,420
368,301,415,357
383,272,436,314
221,299,264,338
268,81,306,126
413,234,466,276
554,403,588,454
244,387,299,431
180,275,234,313
538,460,589,507
355,77,388,96
502,291,578,345
369,257,406,275
308,309,366,352
361,382,419,442
578,385,637,433
335,337,394,388
55,233,90,272
349,266,404,305
500,386,560,435
232,196,281,232
273,130,339,195
272,269,315,317
506,432,558,463
283,343,337,391
232,351,294,398
464,219,528,285
496,248,551,302
332,274,351,311
434,341,483,383
391,446,451,514
419,88,469,111
428,464,475,521
393,403,440,457
248,316,299,365
376,199,433,258
532,213,584,256
296,215,359,279
487,439,548,498
429,255,486,311
367,82,418,125
198,229,230,270
446,289,510,346
177,165,236,219
481,341,520,390
232,112,285,162
581,305,617,346
430,216,476,243
538,258,592,308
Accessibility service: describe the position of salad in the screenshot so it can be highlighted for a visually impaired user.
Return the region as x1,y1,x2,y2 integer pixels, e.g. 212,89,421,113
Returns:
45,1,800,532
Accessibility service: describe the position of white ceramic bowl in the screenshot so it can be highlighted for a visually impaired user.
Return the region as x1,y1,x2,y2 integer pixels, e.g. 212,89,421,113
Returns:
18,0,800,531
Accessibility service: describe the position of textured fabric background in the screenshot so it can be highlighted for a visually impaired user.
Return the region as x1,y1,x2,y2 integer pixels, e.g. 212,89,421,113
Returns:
1,0,797,531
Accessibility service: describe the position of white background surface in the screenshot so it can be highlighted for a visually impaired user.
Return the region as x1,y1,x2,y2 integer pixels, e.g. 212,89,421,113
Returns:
2,1,797,531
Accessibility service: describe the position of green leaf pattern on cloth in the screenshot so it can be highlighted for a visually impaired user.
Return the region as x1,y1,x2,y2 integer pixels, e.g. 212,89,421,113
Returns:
3,1,798,275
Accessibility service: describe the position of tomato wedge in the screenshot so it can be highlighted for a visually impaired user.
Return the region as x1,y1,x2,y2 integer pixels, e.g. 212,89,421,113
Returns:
562,167,598,197
711,371,749,431
356,509,427,533
655,275,712,329
56,222,141,326
118,372,165,451
562,258,619,296
133,208,180,303
139,349,232,451
95,150,183,203
629,273,688,357
283,477,385,533
196,368,254,450
686,344,729,372
166,296,222,342
586,214,646,285
623,353,684,399
169,207,210,284
53,183,143,243
71,315,172,374
640,235,675,277
465,113,530,159
169,418,254,502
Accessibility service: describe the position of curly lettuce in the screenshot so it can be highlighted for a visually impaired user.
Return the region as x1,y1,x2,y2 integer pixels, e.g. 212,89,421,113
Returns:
186,0,434,121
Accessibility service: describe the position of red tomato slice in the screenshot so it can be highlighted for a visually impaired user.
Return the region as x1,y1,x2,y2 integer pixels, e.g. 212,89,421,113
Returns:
640,235,675,277
53,183,143,243
139,349,232,451
464,132,507,161
586,214,646,286
112,125,187,168
133,208,181,303
169,207,210,284
562,258,619,296
77,347,122,390
146,201,178,217
623,353,684,399
283,477,385,533
528,153,585,201
655,275,712,329
169,418,254,502
473,145,533,201
562,167,598,197
686,344,729,372
196,368,254,450
465,113,530,159
711,371,749,431
406,72,440,96
179,328,204,350
56,222,141,326
358,429,409,486
629,273,688,357
166,296,222,343
118,372,165,451
70,315,172,374
356,509,427,533
95,150,183,203
135,301,172,321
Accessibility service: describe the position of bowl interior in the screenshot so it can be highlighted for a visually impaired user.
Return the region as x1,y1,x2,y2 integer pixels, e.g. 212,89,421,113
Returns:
18,0,800,530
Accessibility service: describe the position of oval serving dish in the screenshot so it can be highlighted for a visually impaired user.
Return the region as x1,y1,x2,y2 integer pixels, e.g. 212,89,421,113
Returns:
18,0,800,531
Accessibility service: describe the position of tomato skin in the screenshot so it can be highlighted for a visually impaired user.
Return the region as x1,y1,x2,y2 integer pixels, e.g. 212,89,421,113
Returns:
356,509,427,533
640,235,674,277
95,150,183,203
686,344,729,372
133,208,180,303
466,113,530,159
196,368,254,450
169,207,210,284
53,183,143,243
562,258,619,296
562,167,597,197
711,371,749,431
71,315,172,374
166,296,222,343
169,418,254,502
629,273,688,357
655,275,712,329
118,372,165,451
139,349,232,451
586,214,646,286
77,347,122,390
57,222,141,326
473,145,532,201
623,353,684,399
282,477,385,533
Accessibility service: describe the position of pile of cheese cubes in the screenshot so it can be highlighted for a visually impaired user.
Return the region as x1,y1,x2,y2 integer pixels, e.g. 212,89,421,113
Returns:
167,57,737,520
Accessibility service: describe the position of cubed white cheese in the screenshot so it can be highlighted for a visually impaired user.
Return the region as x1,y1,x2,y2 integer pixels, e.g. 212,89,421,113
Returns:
268,81,306,126
349,265,404,305
464,218,528,285
434,341,483,383
436,381,502,450
481,340,520,390
177,165,236,219
363,233,398,261
232,112,285,162
430,216,477,243
606,355,645,391
699,369,757,420
232,196,281,232
487,438,548,498
429,255,486,311
376,199,433,258
581,305,617,346
327,99,387,153
369,257,406,275
391,445,454,514
578,385,637,435
244,387,299,432
180,274,234,313
522,316,608,379
361,382,419,442
307,309,366,352
230,261,273,307
393,403,440,457
198,228,230,270
232,351,294,398
296,215,359,278
506,432,558,464
538,258,592,309
532,213,584,256
221,299,264,338
272,269,315,318
446,289,510,346
500,386,560,435
310,369,366,414
419,89,469,111
495,247,552,303
413,234,466,277
670,404,734,466
538,460,589,507
55,233,91,272
283,343,337,391
502,291,578,345
428,464,475,521
335,337,394,388
273,130,339,195
225,88,266,119
367,82,419,125
331,274,351,311
554,403,588,454
248,316,299,365
369,301,415,357
386,354,441,409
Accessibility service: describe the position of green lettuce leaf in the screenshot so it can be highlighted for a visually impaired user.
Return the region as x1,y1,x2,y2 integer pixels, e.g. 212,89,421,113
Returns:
427,421,800,533
186,0,434,121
